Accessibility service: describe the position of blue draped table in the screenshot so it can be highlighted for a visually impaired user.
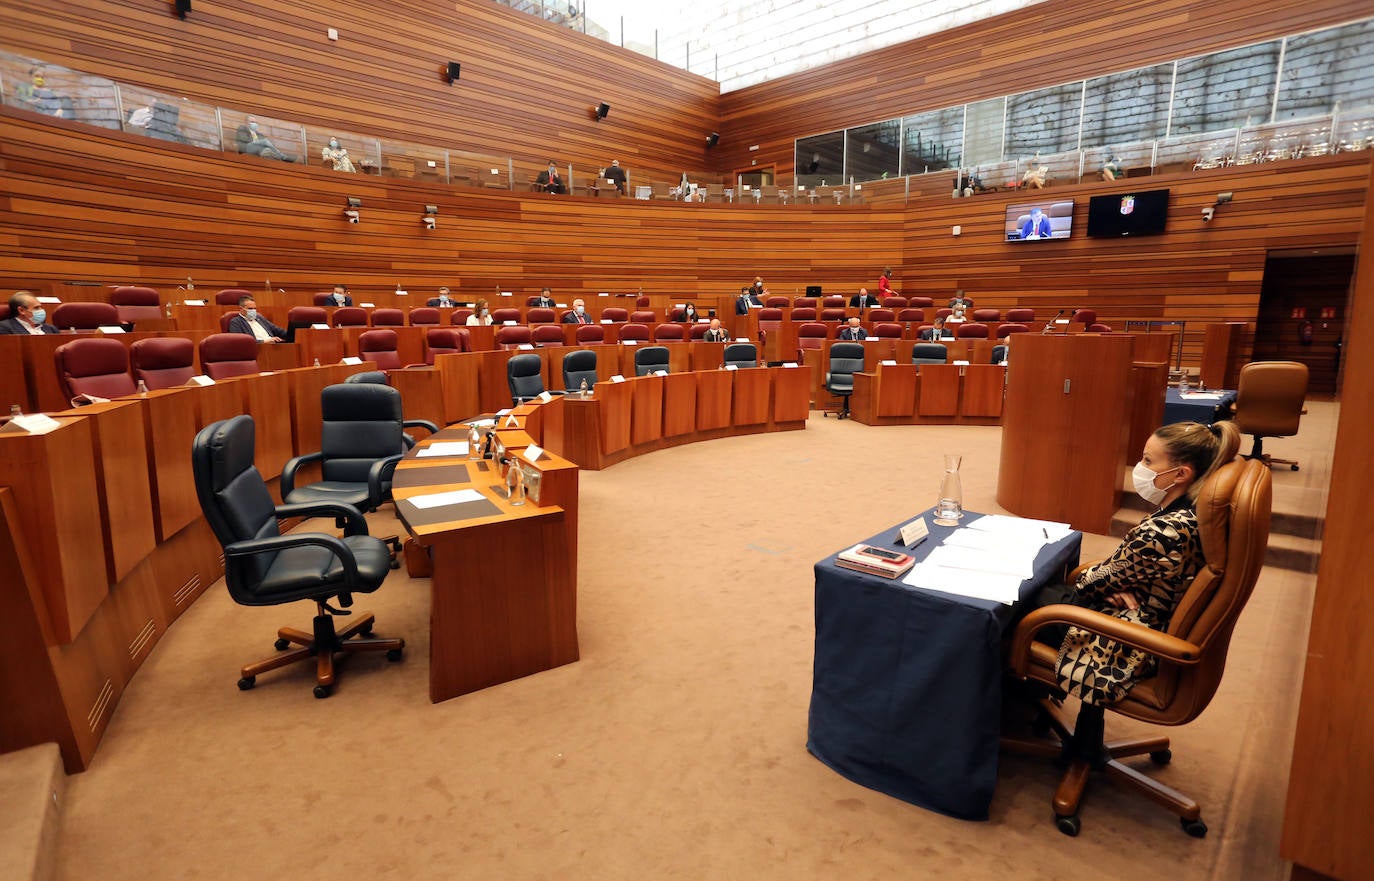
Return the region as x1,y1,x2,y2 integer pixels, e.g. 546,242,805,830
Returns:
807,509,1081,820
1163,388,1236,426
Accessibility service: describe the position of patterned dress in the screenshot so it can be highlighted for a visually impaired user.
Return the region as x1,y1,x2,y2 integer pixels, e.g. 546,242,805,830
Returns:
1055,497,1203,705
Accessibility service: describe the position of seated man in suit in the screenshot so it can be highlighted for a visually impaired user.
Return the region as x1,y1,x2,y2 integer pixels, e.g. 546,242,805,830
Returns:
0,291,58,334
532,287,557,308
735,286,762,315
602,160,627,195
850,287,881,309
562,298,592,324
838,317,868,341
536,160,566,195
234,116,294,162
227,296,286,343
328,284,353,307
918,316,955,341
1020,207,1052,239
703,318,730,342
426,286,455,308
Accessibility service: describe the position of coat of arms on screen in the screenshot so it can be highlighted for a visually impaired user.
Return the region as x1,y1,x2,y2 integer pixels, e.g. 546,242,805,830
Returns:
1119,195,1135,215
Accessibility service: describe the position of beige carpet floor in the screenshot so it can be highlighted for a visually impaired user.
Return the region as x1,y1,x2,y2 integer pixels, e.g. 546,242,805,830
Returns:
52,410,1332,881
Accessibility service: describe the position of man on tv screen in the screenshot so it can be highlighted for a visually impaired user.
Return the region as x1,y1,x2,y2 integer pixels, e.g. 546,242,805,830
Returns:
1020,207,1052,240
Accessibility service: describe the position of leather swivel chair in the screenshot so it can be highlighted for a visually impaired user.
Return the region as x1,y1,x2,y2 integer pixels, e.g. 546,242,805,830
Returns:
495,326,533,349
527,308,556,324
111,286,162,323
634,346,671,376
911,343,950,365
868,308,895,323
575,325,605,345
491,307,522,324
990,344,1008,364
408,307,441,326
216,289,253,306
791,307,817,321
907,297,934,308
997,323,1030,338
630,310,657,323
358,329,403,370
653,323,685,342
1003,458,1272,837
424,328,469,364
369,308,404,327
797,322,828,362
130,337,195,389
332,307,369,328
1072,308,1097,326
1006,307,1036,323
955,322,990,339
823,342,864,419
199,333,260,380
820,308,846,322
53,302,119,331
532,325,565,347
600,307,628,322
1232,360,1308,471
722,342,758,368
563,349,598,392
344,371,389,385
192,415,404,698
508,353,555,404
618,323,650,344
54,338,136,401
873,323,902,339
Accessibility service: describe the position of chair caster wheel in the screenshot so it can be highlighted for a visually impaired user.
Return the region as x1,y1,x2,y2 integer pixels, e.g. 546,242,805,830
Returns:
1150,748,1172,765
1055,814,1081,837
386,648,403,662
237,676,256,691
390,559,401,570
1290,464,1299,471
1181,817,1207,838
313,685,331,699
358,621,374,637
274,637,291,651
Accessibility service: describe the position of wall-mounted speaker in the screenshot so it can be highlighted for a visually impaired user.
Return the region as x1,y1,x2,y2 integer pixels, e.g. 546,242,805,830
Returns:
446,62,461,84
705,132,720,148
174,0,191,19
595,102,610,121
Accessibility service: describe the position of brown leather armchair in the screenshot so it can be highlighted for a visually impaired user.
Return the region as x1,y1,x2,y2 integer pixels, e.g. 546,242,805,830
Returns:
1003,457,1272,837
1232,360,1308,471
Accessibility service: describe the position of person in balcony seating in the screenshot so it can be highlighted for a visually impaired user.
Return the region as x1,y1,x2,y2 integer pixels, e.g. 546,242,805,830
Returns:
235,115,295,162
321,136,357,173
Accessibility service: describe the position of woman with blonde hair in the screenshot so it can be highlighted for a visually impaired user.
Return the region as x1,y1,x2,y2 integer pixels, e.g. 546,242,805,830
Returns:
466,298,493,326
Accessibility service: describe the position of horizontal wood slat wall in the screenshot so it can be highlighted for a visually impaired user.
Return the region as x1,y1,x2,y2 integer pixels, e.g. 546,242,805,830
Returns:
717,0,1369,179
0,0,721,182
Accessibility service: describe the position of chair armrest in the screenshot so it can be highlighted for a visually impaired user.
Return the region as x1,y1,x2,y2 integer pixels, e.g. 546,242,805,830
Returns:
1008,605,1203,678
273,501,369,535
280,451,323,496
401,420,441,450
1068,560,1102,583
225,533,362,586
367,453,405,502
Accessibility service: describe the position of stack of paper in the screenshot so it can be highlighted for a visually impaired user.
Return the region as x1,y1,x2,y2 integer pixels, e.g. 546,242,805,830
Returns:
417,441,469,458
406,488,484,509
899,514,1072,604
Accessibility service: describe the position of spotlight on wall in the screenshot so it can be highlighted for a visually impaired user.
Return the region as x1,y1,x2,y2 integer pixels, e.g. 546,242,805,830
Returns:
594,102,610,121
446,62,461,84
422,205,438,230
344,196,362,223
705,132,720,148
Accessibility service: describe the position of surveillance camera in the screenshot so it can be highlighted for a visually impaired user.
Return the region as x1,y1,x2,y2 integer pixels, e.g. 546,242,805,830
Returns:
1216,192,1233,204
1201,207,1215,222
344,209,360,223
422,216,437,230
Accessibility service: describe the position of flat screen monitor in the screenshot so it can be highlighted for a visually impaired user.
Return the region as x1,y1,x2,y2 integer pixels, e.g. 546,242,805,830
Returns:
1004,199,1074,241
1087,189,1170,237
805,285,822,296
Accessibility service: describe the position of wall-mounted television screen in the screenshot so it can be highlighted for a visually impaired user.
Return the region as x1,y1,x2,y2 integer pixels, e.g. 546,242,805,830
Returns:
1087,189,1170,237
1004,200,1074,241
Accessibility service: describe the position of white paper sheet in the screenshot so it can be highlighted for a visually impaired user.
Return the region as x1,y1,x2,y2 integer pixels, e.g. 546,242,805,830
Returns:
924,544,1034,579
901,562,1023,604
407,488,484,509
416,441,469,457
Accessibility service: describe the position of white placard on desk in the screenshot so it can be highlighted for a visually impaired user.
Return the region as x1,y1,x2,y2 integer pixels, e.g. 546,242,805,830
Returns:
503,320,518,326
880,359,897,367
0,413,62,435
953,360,970,366
610,374,625,383
899,517,929,547
185,375,215,386
600,319,613,324
183,299,206,306
311,323,329,329
522,443,543,463
407,488,483,509
537,391,553,402
598,292,610,297
495,408,511,416
518,343,535,350
1055,318,1071,325
737,336,750,342
97,325,126,334
360,302,376,308
782,362,798,368
621,339,638,345
341,356,364,365
417,441,469,457
724,364,738,371
653,369,668,377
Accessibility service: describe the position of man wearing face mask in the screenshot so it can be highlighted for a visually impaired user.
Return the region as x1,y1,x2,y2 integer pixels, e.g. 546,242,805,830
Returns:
327,284,353,307
1025,420,1241,710
226,296,286,343
235,115,295,162
321,136,356,173
536,160,566,195
16,67,67,118
0,291,59,334
561,298,592,324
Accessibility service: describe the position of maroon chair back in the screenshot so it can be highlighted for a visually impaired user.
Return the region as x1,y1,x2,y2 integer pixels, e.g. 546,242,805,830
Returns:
793,297,817,309
797,323,828,360
1072,309,1097,325
409,307,441,326
532,325,565,346
219,311,237,333
54,338,136,400
764,296,789,308
525,296,543,307
908,296,934,308
956,322,990,339
451,309,474,325
935,307,954,320
868,308,895,322
215,289,252,305
822,296,846,308
972,308,1001,323
618,323,650,342
883,297,908,308
370,308,404,327
495,325,533,349
897,308,925,323
312,292,339,306
689,324,709,340
288,306,328,327
424,328,469,364
527,308,556,324
874,322,902,339
575,325,605,345
601,307,628,322
358,329,402,369
332,307,368,327
491,308,522,324
653,323,685,342
199,333,260,379
820,308,845,322
0,305,9,321
791,307,817,321
1006,307,1036,322
630,310,656,323
53,302,119,331
1088,322,1113,333
111,286,162,323
130,337,195,389
996,323,1030,338
635,296,650,308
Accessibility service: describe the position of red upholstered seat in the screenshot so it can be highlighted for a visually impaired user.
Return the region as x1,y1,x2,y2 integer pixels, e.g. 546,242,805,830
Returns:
130,337,195,389
215,289,253,305
956,322,991,339
935,307,954,320
527,308,556,324
653,323,685,342
288,306,328,327
53,302,119,331
791,307,817,321
630,310,657,323
331,307,368,327
874,322,902,339
820,308,846,322
370,308,404,327
618,323,650,343
199,333,260,379
1088,322,1113,333
822,296,846,308
0,305,10,321
1006,307,1036,322
575,325,605,345
897,308,925,323
972,308,1001,322
219,311,237,333
54,338,136,400
997,323,1031,338
765,296,789,307
868,308,895,322
450,309,473,325
358,329,402,369
793,297,817,309
491,308,522,324
689,324,709,340
600,307,628,322
495,325,533,349
111,286,162,323
797,322,828,361
883,297,908,308
424,328,469,364
532,325,565,346
1072,308,1097,325
408,307,441,326
907,296,934,308
635,296,650,308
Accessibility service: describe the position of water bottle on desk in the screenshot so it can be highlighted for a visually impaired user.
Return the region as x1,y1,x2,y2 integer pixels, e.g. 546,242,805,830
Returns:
466,423,482,460
1178,372,1190,393
934,454,964,525
136,380,149,397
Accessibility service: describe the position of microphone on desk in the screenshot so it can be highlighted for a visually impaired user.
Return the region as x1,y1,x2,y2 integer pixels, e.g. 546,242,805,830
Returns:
1043,310,1064,334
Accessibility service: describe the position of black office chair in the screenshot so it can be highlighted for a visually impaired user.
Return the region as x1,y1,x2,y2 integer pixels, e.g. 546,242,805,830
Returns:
991,344,1007,364
192,415,404,698
563,349,598,392
344,370,389,384
634,346,671,377
823,342,865,419
912,343,950,365
508,353,559,405
722,342,758,368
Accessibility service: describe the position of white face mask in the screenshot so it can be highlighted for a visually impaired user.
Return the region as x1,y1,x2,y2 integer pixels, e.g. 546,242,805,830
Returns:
1132,461,1180,506
245,308,258,321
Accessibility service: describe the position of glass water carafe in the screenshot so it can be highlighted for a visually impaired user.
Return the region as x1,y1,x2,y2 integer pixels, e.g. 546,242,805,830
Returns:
935,454,964,524
467,424,482,460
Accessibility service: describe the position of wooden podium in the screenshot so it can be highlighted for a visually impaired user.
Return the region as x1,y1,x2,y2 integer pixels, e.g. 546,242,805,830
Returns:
997,334,1135,534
